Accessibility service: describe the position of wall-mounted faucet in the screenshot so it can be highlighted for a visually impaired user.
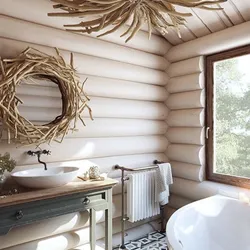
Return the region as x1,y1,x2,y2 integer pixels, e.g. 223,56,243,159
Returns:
27,150,51,171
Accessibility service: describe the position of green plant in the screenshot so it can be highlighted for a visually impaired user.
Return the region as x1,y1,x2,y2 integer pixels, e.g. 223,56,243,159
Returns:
0,153,16,174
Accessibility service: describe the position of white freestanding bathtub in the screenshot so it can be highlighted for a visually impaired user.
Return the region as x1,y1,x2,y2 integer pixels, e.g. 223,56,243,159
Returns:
167,195,250,250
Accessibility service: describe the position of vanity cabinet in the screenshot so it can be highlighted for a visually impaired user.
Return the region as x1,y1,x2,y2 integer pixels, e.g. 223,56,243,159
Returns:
0,178,117,250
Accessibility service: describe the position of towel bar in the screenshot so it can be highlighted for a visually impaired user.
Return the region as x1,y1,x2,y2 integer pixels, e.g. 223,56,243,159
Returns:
114,160,166,249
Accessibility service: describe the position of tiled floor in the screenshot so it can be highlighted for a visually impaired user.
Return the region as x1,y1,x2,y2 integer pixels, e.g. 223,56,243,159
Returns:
114,231,169,250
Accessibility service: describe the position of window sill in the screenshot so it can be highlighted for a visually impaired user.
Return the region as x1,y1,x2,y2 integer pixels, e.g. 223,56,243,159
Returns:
204,180,250,199
171,177,250,202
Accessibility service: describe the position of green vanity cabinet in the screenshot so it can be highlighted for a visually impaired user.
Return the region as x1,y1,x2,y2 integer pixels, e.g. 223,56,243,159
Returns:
0,178,117,250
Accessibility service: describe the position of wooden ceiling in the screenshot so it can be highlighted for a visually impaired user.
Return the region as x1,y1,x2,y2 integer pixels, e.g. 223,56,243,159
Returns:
162,0,250,45
0,0,249,47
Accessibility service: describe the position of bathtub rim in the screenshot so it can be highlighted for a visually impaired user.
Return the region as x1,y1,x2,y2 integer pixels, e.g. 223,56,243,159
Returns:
166,194,236,250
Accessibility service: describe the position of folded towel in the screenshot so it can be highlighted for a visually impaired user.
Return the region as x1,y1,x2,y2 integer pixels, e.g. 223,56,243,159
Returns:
155,163,173,206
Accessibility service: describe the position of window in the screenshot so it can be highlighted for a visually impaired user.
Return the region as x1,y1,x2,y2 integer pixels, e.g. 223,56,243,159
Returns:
206,45,250,188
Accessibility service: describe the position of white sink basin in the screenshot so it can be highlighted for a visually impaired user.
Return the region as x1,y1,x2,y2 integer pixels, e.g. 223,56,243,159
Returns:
11,167,79,189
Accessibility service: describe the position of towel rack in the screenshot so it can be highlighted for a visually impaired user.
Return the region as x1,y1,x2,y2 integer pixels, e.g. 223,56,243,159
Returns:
114,160,166,250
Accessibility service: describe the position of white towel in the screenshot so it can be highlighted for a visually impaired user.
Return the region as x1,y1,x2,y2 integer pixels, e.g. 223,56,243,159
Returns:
155,163,173,205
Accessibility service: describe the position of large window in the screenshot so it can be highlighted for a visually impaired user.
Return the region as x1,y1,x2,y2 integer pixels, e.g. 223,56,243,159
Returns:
206,45,250,188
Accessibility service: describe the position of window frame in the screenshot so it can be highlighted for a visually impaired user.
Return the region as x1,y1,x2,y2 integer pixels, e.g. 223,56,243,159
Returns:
206,44,250,189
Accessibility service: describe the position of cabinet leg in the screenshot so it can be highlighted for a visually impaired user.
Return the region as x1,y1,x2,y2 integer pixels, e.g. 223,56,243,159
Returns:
90,208,96,250
105,208,112,250
105,189,112,250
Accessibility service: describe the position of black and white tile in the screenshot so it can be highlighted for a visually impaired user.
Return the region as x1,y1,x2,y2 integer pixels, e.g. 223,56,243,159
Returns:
114,231,168,250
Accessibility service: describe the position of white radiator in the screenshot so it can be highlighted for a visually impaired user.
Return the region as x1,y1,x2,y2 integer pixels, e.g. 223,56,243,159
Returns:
127,170,160,222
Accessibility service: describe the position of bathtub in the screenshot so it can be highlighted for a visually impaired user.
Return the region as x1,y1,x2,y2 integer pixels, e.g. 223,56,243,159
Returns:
167,195,250,250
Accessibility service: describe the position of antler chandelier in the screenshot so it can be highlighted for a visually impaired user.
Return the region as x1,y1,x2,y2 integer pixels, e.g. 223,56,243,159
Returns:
48,0,227,42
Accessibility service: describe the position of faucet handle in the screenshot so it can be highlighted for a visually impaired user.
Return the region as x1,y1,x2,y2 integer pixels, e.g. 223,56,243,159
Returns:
27,150,35,156
42,150,51,155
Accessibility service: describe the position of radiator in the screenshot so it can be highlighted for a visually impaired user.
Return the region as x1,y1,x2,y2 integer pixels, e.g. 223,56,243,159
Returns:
127,170,160,223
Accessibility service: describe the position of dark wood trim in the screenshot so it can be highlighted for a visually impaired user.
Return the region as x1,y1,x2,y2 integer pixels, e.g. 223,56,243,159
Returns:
205,54,214,184
206,44,250,63
205,44,250,188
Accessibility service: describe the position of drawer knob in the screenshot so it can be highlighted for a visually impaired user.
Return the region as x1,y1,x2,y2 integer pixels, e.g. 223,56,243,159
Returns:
82,197,90,205
15,210,24,220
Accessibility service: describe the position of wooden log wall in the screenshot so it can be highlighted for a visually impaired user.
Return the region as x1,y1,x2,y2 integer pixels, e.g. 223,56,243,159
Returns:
0,1,171,248
163,56,205,215
164,20,250,218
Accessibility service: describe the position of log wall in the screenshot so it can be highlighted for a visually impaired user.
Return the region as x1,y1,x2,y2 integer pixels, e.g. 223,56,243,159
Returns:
0,2,171,248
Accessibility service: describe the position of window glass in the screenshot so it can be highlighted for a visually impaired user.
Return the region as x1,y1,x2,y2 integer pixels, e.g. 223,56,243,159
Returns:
214,54,250,178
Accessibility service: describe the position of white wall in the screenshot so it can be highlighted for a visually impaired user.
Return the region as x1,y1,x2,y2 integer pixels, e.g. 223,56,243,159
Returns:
165,21,250,215
0,1,171,248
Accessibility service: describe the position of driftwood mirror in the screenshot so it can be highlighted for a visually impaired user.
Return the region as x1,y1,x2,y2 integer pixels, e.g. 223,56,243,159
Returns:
0,47,93,145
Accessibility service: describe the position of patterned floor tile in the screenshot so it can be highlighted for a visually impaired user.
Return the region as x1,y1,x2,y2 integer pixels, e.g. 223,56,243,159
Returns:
113,231,168,250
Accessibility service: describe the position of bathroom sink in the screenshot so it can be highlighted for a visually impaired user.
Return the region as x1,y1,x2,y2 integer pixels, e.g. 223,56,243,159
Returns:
11,167,79,189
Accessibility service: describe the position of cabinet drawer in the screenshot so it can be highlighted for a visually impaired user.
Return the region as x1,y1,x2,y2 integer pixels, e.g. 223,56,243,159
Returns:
0,190,108,233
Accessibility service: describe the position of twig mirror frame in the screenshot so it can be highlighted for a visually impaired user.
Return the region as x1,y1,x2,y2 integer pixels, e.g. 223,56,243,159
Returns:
0,47,93,146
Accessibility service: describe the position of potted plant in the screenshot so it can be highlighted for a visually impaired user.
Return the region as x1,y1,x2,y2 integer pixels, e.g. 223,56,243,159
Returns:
0,153,16,194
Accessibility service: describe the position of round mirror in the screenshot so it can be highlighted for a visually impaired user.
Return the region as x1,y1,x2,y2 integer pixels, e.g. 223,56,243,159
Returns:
0,47,93,145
